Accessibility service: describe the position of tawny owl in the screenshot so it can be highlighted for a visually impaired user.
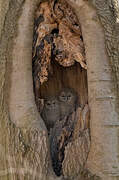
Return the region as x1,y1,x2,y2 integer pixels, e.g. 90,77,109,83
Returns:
58,88,77,119
41,96,60,131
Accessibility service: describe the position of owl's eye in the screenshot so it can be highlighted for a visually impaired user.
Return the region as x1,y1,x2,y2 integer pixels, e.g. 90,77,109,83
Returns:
68,93,72,97
61,93,65,97
47,102,51,106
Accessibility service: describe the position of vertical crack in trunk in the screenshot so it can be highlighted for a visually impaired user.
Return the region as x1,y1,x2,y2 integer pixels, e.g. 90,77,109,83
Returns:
32,1,92,179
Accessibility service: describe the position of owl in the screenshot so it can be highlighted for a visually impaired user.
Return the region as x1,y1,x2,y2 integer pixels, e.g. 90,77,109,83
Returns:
41,96,60,131
58,88,77,119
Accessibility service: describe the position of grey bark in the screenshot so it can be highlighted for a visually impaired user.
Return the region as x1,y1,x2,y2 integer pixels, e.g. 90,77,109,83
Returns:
69,0,119,179
0,0,58,179
0,0,119,180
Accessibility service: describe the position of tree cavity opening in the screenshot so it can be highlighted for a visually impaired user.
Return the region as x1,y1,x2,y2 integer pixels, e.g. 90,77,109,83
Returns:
32,0,90,177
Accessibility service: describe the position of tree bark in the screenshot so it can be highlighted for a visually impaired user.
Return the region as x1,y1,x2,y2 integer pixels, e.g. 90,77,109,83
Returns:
0,0,58,179
69,0,119,179
0,0,119,179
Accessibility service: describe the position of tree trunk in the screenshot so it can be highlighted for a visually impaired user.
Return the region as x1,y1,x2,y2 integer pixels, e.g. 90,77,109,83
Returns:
0,0,57,179
0,0,119,180
69,0,119,179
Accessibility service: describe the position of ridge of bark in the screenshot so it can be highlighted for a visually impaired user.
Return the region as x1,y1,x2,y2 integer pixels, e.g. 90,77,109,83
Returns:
89,0,119,112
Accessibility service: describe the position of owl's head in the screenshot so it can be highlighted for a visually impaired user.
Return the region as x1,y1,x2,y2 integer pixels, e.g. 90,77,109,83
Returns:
44,96,59,110
58,88,77,104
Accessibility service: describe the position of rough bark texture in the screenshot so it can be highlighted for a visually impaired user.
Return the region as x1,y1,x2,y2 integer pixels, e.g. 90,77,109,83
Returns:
0,0,60,179
32,1,87,104
68,0,119,179
0,0,119,180
32,2,91,179
90,0,119,106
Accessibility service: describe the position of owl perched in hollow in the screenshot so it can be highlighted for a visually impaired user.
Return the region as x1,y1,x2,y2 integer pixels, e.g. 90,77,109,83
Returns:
58,88,78,119
41,96,60,131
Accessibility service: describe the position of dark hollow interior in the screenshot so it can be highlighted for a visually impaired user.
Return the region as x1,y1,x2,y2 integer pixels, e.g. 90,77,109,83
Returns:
32,1,89,176
36,60,88,176
39,60,88,107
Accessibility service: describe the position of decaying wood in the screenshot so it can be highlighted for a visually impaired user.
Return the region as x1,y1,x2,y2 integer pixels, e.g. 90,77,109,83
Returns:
62,105,90,179
50,0,82,34
33,2,57,84
0,0,62,179
53,22,86,68
50,104,90,177
2,0,116,179
32,1,86,86
73,104,90,139
32,0,91,178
